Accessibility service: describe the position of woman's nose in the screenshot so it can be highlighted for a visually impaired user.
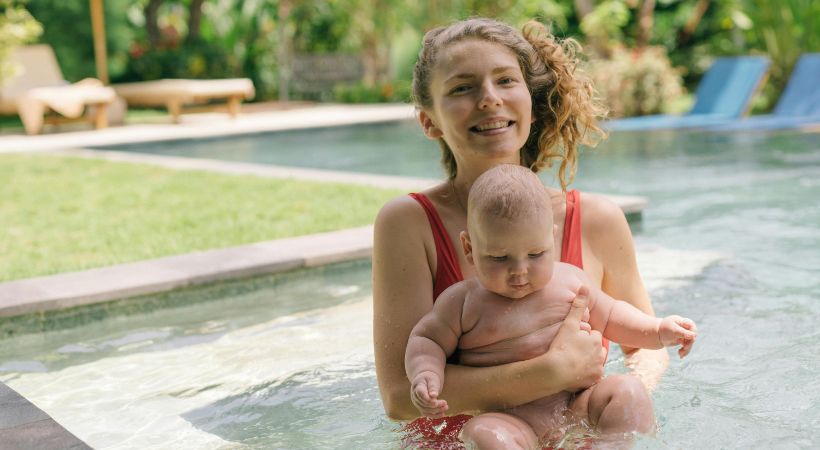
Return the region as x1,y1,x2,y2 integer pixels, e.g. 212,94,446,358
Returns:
478,82,502,109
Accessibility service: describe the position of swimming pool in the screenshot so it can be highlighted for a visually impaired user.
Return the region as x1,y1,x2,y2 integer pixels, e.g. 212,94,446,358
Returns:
96,120,447,179
3,126,820,448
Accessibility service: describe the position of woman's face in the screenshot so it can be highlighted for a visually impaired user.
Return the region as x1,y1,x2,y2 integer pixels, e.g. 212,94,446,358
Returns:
420,39,533,166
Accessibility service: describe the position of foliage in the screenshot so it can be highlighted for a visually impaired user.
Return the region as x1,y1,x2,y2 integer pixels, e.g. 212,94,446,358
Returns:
333,79,411,103
118,38,235,81
0,0,41,85
586,45,685,117
738,0,820,111
17,0,819,109
579,0,630,47
25,0,133,82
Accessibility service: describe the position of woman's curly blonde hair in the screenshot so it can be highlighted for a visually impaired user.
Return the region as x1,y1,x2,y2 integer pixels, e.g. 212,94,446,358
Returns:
412,17,607,191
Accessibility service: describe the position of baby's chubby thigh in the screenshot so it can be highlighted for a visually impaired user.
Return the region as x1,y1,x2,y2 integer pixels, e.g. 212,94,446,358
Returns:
459,393,572,449
568,374,655,435
459,412,539,450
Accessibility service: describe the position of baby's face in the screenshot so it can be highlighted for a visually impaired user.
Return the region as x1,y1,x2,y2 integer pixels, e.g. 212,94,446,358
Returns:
468,210,555,299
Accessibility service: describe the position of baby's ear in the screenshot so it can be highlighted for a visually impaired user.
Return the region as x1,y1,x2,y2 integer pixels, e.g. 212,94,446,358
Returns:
419,110,443,139
460,231,474,265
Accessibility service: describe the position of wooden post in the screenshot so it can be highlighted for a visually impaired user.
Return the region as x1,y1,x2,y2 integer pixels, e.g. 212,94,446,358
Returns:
90,0,109,84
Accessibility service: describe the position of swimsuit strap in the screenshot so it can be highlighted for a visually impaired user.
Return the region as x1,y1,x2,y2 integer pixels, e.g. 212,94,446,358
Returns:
409,193,464,299
561,189,584,268
562,190,610,353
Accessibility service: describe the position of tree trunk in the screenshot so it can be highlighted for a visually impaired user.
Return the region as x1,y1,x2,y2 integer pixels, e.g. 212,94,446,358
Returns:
574,0,594,19
635,0,656,50
677,0,710,46
145,0,164,47
187,0,205,44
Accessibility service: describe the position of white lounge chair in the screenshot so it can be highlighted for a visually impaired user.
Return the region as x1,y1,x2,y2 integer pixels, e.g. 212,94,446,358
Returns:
0,44,116,135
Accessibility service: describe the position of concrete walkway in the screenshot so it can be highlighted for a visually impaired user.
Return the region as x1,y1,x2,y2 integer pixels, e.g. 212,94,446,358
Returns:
0,103,415,153
0,103,648,318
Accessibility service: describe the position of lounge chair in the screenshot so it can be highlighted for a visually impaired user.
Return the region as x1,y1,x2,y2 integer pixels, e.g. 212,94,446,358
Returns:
605,56,771,131
703,53,820,132
0,45,116,135
112,78,255,123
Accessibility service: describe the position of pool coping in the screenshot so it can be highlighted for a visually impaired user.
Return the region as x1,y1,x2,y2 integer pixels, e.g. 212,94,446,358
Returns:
0,381,91,449
0,191,647,319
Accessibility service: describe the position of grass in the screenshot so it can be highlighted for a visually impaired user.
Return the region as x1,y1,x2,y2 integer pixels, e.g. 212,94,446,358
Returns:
0,154,404,282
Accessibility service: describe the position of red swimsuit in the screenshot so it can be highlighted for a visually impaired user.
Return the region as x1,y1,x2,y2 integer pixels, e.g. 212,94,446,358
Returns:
402,190,595,447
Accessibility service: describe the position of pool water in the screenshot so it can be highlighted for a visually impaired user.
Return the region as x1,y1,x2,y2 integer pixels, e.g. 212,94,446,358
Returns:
97,120,447,179
3,126,820,449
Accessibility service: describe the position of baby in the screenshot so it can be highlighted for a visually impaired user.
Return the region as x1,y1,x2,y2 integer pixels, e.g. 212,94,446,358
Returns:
404,164,697,448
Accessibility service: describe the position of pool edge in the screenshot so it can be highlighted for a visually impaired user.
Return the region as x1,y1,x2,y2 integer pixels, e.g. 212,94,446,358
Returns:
0,226,373,319
0,188,646,319
0,381,92,450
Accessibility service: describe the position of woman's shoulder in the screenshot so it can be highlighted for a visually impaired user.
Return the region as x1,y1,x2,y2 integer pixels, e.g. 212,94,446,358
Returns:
578,191,629,231
375,194,425,232
375,185,448,226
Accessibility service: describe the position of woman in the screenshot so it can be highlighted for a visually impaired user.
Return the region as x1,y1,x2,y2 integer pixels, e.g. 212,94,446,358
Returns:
372,17,668,443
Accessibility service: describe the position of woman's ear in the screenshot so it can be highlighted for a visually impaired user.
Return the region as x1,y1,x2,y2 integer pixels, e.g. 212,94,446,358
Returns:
419,110,443,139
460,231,474,265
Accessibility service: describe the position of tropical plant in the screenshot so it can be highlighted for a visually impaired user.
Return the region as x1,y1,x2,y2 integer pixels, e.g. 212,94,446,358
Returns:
739,0,820,110
586,45,685,117
0,0,41,86
25,0,132,82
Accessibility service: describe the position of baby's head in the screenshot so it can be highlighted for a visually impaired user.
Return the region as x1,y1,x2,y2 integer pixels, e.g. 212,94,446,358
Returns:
460,164,557,299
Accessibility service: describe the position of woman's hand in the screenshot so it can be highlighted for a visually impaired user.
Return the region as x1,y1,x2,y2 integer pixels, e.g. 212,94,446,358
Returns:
544,287,606,392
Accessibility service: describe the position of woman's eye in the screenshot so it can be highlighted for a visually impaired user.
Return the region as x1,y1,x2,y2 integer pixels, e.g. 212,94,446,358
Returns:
498,77,514,85
449,85,470,94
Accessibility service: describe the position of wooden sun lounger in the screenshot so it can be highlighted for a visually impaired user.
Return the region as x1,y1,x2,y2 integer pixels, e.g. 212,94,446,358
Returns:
112,78,255,123
0,45,116,135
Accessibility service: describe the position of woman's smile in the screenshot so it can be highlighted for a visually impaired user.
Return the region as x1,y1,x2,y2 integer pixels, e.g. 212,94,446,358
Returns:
471,117,515,134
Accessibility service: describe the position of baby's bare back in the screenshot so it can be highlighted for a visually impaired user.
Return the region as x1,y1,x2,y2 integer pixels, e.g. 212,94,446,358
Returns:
456,265,586,367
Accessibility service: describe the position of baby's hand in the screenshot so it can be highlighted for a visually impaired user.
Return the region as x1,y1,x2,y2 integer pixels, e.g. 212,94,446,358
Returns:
410,371,449,418
658,315,697,358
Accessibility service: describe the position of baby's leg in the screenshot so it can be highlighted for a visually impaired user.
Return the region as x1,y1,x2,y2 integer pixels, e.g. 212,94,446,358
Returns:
569,374,655,435
459,412,539,450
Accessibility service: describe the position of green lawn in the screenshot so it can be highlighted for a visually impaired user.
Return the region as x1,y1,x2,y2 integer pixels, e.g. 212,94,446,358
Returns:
0,154,403,282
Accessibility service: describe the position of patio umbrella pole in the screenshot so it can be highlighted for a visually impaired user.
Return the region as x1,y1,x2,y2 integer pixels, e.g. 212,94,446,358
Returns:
90,0,109,85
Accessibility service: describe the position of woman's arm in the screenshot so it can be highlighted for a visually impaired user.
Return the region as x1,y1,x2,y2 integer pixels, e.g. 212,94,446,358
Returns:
583,194,670,391
373,196,605,420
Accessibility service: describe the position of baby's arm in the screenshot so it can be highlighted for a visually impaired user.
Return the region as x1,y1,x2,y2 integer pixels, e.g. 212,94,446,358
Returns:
404,283,467,417
586,281,697,358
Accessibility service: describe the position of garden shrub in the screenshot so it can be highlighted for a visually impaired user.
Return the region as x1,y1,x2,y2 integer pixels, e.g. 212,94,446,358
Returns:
117,38,236,82
333,79,411,104
586,45,685,118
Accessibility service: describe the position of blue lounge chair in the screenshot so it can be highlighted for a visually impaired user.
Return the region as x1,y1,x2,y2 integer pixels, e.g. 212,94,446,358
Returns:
704,53,820,132
605,56,771,131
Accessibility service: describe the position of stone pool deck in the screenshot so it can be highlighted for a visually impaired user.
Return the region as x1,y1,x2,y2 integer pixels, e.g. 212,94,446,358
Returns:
0,102,647,318
0,382,91,449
